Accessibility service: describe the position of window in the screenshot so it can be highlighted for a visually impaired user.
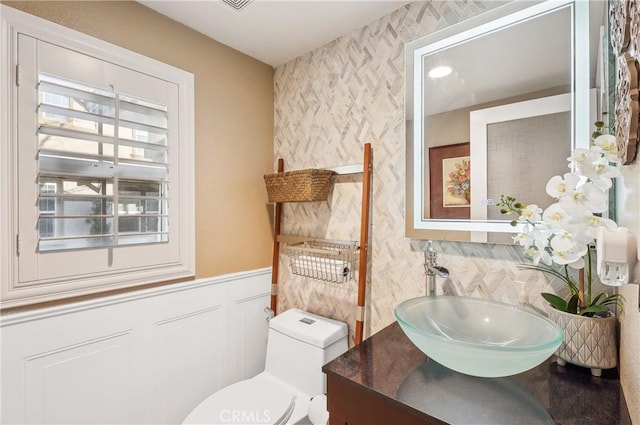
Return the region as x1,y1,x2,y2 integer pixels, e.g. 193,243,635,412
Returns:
38,183,57,238
37,75,169,251
1,6,195,308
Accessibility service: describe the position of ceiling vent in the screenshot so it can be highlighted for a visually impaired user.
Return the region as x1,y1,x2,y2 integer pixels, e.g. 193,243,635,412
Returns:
221,0,253,12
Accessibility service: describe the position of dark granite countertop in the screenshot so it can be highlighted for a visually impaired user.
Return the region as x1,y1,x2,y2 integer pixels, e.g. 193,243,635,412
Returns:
323,321,632,425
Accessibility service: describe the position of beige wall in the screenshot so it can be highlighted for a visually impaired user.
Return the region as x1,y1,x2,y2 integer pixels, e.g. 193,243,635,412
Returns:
3,1,275,279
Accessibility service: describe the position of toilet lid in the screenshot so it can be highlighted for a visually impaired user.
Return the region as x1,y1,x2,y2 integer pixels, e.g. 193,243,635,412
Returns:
183,379,296,425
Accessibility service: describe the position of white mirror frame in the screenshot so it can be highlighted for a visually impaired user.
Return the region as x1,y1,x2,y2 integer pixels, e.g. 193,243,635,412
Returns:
408,0,591,237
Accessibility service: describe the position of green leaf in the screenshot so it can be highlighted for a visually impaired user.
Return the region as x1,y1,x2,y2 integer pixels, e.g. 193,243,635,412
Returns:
542,293,568,311
599,294,625,312
580,305,608,316
567,294,579,314
591,292,606,306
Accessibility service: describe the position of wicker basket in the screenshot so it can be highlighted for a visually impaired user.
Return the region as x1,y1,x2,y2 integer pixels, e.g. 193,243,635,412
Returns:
264,169,335,203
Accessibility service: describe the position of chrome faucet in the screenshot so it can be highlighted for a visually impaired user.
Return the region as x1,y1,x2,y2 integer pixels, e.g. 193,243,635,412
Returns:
424,240,449,296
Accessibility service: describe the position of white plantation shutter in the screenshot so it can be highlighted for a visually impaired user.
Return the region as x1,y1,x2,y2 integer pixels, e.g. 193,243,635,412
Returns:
2,16,194,308
36,75,170,251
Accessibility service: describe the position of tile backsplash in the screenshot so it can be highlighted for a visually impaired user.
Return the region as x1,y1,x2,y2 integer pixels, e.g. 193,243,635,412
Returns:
273,1,568,343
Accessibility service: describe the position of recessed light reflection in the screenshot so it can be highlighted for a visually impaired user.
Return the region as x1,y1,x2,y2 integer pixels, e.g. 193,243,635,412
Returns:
428,66,452,79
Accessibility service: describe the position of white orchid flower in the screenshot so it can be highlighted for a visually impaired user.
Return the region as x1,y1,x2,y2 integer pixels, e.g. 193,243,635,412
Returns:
545,176,565,198
549,230,578,252
502,143,622,281
530,227,553,253
514,228,535,248
513,233,528,246
559,180,608,214
597,161,622,180
568,148,598,166
515,223,552,258
593,134,619,162
523,245,552,266
518,224,553,264
539,248,552,265
584,175,612,191
581,184,609,213
542,203,571,229
570,211,617,240
519,204,542,223
578,157,621,190
567,222,597,247
550,245,587,267
593,134,617,152
546,172,580,199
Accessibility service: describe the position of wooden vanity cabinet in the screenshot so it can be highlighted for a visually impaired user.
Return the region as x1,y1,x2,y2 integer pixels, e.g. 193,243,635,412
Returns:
323,322,632,425
326,374,445,425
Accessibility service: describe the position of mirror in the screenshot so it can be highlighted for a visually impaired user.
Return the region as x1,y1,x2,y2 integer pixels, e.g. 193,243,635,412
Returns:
406,0,610,242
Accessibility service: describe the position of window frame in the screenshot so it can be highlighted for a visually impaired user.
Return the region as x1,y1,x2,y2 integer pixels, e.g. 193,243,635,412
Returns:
1,5,196,308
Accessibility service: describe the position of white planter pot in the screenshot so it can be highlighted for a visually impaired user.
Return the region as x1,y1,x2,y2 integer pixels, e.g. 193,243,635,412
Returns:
546,306,617,377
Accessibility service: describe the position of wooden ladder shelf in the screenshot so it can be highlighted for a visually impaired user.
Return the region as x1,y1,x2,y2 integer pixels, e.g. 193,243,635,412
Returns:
268,143,372,345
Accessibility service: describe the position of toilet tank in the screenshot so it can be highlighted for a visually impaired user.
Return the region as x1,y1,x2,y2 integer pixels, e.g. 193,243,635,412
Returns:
265,309,348,396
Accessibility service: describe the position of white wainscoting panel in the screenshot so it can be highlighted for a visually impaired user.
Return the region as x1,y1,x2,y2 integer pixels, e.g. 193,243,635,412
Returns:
232,294,269,380
1,268,271,425
25,331,134,424
155,306,226,424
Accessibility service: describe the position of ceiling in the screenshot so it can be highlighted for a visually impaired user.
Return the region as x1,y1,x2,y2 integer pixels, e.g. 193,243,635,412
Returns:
138,0,607,115
138,0,408,67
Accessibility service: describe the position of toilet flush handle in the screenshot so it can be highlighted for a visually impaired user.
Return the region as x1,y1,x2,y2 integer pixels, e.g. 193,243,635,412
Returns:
264,307,275,323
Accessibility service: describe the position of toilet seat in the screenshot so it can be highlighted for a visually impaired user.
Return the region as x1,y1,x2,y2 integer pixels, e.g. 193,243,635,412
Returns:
182,373,302,425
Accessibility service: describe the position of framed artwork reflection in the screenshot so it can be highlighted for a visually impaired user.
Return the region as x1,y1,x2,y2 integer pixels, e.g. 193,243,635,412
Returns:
428,142,470,219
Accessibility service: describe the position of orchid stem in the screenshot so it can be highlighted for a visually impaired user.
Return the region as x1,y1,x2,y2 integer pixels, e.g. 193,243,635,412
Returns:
578,268,585,311
586,248,592,305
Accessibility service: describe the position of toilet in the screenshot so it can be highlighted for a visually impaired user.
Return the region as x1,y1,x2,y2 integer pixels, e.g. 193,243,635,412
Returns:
182,308,348,425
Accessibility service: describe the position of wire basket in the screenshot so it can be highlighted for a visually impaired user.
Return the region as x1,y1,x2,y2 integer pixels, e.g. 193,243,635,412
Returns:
264,169,335,203
286,239,359,283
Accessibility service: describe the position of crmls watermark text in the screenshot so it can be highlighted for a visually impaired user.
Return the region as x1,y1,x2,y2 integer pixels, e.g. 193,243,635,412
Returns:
219,409,271,423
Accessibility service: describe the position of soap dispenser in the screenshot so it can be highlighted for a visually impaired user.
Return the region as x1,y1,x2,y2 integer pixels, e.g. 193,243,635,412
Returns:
596,227,640,286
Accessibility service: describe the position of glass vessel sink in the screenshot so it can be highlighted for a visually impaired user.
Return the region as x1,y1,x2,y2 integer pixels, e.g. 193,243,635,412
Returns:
395,296,563,378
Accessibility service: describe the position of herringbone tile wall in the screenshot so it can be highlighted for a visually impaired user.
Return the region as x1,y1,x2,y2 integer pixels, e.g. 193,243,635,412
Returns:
273,1,570,345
